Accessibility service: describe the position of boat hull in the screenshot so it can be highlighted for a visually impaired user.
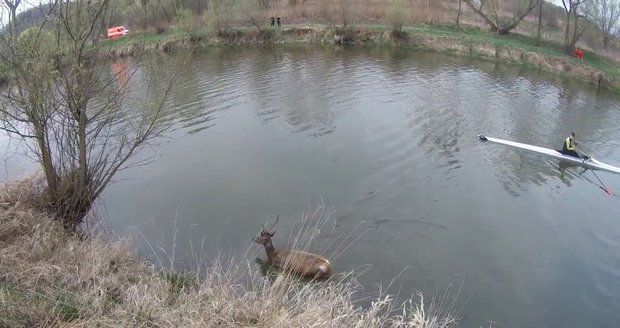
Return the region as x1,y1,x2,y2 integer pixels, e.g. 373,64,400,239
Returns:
478,135,620,175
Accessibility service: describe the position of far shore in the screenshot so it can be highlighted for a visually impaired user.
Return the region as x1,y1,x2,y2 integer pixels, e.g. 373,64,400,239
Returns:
99,22,620,93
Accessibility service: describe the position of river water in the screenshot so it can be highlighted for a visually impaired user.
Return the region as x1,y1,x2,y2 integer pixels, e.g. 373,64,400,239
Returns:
3,45,620,327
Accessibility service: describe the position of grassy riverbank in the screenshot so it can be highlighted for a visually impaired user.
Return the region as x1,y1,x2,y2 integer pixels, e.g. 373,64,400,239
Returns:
0,178,459,327
98,22,620,93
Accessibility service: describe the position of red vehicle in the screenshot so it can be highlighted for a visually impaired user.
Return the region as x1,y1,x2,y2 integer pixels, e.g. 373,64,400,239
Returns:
107,26,129,39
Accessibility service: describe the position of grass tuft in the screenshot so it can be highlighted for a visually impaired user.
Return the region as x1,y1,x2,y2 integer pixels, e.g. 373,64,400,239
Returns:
162,269,195,293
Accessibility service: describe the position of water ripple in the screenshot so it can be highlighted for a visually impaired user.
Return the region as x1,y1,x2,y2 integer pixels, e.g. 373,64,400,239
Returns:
97,46,620,328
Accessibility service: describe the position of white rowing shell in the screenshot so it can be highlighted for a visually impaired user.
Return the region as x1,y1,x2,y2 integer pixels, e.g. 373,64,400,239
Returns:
478,135,620,175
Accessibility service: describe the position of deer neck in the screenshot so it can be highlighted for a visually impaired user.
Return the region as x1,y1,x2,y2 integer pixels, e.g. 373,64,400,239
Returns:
264,240,277,261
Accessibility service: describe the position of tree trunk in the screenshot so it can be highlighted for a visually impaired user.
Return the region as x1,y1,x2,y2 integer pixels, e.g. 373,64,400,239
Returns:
456,0,462,29
570,10,579,50
10,10,17,31
78,110,88,199
565,9,585,53
497,27,512,35
3,0,20,43
34,124,58,196
463,0,541,35
564,10,572,52
464,1,501,32
537,1,543,44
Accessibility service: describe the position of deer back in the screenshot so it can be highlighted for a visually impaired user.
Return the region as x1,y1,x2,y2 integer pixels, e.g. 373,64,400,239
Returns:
274,249,331,279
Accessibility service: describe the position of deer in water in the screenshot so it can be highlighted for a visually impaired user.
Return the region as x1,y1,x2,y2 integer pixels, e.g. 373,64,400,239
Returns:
253,216,332,280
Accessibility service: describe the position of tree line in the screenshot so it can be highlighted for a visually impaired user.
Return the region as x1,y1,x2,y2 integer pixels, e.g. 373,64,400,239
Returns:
3,0,620,51
4,1,620,52
459,0,620,52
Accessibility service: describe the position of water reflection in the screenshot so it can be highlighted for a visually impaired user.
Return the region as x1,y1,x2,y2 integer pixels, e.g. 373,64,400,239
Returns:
111,59,130,89
121,46,620,198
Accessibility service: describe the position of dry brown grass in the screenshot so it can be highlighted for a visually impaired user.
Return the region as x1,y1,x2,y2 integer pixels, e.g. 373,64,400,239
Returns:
0,179,461,328
262,0,452,26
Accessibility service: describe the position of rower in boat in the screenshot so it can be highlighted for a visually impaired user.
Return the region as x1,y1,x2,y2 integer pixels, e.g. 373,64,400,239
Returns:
478,134,620,175
560,132,588,160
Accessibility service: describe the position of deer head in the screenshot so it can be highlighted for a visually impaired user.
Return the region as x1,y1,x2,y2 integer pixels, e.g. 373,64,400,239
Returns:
253,215,279,245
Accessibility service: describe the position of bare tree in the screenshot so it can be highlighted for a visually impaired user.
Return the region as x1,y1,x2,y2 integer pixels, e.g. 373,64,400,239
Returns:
386,0,408,33
2,0,22,32
463,0,542,35
130,0,174,28
338,0,354,28
562,0,588,53
0,0,182,229
585,0,620,48
208,0,235,34
257,0,271,9
236,0,264,31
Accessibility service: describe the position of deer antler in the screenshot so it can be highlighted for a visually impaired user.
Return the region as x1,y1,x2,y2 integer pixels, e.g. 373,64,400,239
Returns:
265,215,280,232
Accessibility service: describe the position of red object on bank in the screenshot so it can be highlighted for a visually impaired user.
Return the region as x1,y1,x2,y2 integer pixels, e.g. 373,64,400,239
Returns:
107,26,129,39
573,47,584,60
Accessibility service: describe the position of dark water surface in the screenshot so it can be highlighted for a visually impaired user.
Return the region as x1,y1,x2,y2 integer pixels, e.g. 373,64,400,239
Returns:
4,45,620,327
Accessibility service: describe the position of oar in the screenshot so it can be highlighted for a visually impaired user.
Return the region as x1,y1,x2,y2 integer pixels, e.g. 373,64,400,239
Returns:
575,148,614,196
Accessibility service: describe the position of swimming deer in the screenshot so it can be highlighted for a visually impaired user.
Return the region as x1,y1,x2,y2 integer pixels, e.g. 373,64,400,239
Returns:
253,216,332,280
